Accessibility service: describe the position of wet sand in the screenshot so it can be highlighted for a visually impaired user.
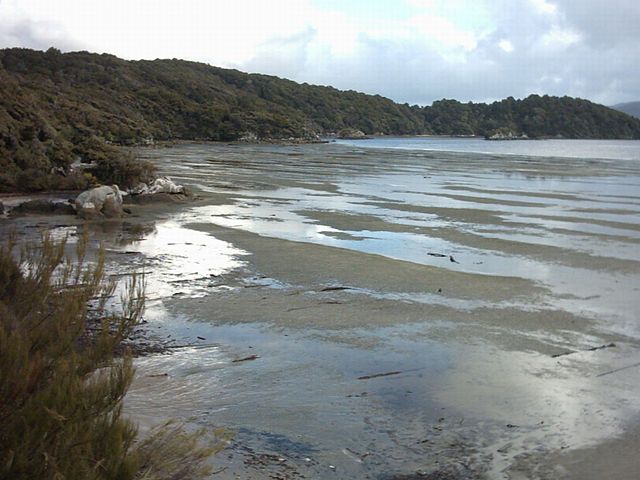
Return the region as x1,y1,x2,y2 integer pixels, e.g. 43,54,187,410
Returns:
3,141,640,478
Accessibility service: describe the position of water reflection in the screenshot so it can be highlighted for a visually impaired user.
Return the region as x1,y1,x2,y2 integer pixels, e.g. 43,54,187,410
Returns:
109,220,250,299
121,142,640,477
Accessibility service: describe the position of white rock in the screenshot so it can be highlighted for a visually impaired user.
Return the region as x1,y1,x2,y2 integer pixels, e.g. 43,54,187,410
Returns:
129,182,149,195
75,185,123,218
146,177,184,194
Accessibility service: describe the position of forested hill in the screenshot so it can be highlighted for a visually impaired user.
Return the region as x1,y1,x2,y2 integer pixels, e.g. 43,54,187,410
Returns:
2,47,640,191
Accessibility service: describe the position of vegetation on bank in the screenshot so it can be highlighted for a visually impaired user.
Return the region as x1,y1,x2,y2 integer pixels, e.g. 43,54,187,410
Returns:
2,47,640,192
0,234,222,479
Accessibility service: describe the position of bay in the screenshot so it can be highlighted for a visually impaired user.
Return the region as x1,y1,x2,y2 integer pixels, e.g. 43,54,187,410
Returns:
116,139,640,479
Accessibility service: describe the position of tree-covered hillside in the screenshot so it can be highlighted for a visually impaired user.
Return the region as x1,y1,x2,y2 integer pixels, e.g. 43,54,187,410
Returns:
2,47,640,191
424,95,640,139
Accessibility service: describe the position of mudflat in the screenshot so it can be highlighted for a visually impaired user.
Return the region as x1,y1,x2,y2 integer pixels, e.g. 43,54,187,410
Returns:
4,141,640,479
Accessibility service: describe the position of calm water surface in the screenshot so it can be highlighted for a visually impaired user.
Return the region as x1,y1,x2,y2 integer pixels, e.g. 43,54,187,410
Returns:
335,136,640,161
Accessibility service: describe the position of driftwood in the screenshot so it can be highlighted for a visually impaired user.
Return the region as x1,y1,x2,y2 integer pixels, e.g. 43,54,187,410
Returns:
552,342,616,358
596,361,640,378
358,371,402,380
427,252,459,263
232,354,259,363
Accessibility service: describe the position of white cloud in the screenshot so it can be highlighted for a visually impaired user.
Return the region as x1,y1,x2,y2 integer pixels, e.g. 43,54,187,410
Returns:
0,0,639,105
405,0,437,9
538,27,582,51
408,14,478,51
498,39,514,53
529,0,557,15
0,0,321,65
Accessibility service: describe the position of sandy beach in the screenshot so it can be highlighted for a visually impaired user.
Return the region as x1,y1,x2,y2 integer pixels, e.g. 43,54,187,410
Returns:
3,140,640,479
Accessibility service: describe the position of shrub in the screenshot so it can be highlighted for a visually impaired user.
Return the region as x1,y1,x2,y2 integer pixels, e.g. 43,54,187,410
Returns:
14,169,92,192
91,152,157,189
0,234,222,480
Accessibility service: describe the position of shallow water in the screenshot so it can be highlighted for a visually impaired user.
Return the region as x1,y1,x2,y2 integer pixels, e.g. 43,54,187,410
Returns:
335,136,640,161
116,141,640,478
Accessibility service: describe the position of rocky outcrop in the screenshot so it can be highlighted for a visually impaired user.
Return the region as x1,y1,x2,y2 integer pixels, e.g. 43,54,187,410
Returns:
129,177,185,195
238,131,259,142
486,129,529,140
75,185,124,218
125,177,189,204
337,128,368,139
10,199,75,216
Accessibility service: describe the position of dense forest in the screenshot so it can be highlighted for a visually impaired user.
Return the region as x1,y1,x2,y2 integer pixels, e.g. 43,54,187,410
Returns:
2,47,640,191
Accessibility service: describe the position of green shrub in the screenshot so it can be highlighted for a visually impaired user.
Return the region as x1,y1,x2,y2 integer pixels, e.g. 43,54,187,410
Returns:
0,234,222,480
91,152,157,189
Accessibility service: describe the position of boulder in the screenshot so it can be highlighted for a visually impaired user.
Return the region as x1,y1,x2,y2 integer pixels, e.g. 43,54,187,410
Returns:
147,177,185,194
337,128,368,139
485,129,529,140
11,199,55,215
129,177,185,196
238,131,259,142
75,185,123,219
10,199,75,216
124,192,189,205
53,202,76,215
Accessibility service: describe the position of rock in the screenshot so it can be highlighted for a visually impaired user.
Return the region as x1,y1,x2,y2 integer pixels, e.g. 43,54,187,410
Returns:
129,182,149,195
75,185,123,218
485,129,529,140
52,202,76,215
10,199,75,216
337,128,368,139
11,199,55,215
148,177,185,194
77,201,100,218
238,131,259,142
0,201,4,215
129,177,184,196
123,192,189,205
141,135,155,146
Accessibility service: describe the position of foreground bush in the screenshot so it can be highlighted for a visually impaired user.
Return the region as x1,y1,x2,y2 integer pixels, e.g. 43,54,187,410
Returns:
0,234,221,479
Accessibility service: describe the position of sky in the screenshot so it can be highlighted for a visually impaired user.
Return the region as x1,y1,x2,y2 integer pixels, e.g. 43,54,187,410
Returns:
0,0,638,106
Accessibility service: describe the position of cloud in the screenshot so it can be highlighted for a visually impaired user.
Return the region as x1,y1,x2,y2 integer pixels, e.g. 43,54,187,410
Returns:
0,1,82,51
241,0,633,105
555,0,640,47
498,39,514,53
528,0,557,15
1,0,639,105
408,14,478,51
537,27,582,51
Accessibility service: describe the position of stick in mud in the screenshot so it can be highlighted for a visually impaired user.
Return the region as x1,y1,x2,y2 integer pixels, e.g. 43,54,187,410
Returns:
551,342,616,358
233,354,259,363
596,361,640,377
358,371,402,380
